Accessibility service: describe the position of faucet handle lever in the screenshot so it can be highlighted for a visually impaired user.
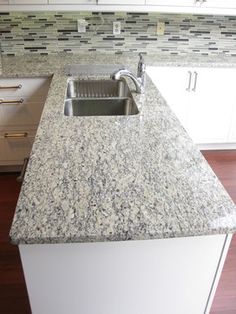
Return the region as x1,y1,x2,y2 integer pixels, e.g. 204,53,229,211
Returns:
137,53,146,79
139,53,144,62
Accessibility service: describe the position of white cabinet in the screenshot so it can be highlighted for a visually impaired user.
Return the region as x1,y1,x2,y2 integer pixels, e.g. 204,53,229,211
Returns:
0,77,50,100
145,0,236,10
0,97,46,128
147,66,236,146
187,68,236,144
98,0,145,5
229,107,236,142
98,0,144,4
203,0,236,9
230,122,236,141
145,0,194,6
20,235,230,314
2,0,236,14
146,67,190,129
49,0,95,4
0,129,36,165
9,0,47,3
0,77,51,167
19,235,231,314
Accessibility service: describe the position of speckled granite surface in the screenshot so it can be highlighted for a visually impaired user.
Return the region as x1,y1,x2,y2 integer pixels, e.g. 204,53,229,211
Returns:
4,53,236,244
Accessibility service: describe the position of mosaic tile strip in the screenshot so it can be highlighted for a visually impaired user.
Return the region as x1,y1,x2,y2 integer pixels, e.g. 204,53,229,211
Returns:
0,11,236,56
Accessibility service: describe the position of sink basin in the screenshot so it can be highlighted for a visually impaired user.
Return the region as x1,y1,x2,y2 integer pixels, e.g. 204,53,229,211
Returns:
64,79,139,117
64,97,138,116
67,79,131,99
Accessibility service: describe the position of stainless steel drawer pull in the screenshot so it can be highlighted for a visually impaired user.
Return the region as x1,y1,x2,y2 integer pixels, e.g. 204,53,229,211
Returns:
192,71,198,92
0,84,22,90
4,132,28,139
186,71,192,92
0,98,24,104
17,158,29,183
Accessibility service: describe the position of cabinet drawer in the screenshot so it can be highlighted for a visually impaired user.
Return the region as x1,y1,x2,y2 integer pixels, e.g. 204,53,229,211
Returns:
0,129,36,165
0,77,51,99
0,97,45,128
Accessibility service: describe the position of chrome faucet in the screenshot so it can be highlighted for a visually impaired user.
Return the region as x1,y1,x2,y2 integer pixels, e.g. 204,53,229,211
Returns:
111,53,146,94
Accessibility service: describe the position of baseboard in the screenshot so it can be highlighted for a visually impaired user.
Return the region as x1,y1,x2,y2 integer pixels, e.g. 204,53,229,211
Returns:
197,143,236,151
0,165,22,173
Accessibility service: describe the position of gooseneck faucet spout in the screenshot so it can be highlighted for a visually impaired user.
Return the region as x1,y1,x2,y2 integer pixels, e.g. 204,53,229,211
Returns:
111,69,144,94
110,53,146,94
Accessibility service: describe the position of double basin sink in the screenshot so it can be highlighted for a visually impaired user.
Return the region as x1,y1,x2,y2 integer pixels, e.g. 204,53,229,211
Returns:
64,79,139,117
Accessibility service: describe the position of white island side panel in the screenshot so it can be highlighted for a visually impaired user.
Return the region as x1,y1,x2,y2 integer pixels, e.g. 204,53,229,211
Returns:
19,234,230,314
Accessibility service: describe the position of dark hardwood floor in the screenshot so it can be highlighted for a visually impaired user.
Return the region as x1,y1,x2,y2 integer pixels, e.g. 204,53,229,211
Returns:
202,151,236,314
0,174,31,314
0,150,235,314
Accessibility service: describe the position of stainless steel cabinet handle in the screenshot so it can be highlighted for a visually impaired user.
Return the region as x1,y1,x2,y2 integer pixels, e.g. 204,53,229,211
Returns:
0,98,24,104
186,71,192,92
4,132,28,139
0,84,22,90
17,158,29,183
192,71,198,92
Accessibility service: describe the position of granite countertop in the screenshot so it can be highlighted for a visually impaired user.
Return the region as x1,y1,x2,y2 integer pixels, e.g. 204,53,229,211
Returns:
4,53,236,244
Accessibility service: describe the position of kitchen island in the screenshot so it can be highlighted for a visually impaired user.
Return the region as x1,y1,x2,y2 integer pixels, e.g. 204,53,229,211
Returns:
4,53,236,314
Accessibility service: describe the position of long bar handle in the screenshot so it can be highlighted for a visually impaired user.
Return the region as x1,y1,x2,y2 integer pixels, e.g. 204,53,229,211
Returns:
0,98,24,104
0,84,22,90
192,71,198,92
17,158,29,183
186,71,192,92
4,132,28,139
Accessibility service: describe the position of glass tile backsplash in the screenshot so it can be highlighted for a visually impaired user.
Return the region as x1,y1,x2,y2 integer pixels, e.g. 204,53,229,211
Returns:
0,11,236,56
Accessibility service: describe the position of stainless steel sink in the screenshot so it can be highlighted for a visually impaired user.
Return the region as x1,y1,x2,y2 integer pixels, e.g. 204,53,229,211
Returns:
67,79,131,98
64,97,138,116
64,79,139,117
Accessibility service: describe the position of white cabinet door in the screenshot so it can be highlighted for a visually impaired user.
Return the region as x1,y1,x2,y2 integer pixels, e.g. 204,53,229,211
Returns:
187,68,236,144
147,66,190,129
9,0,47,3
147,66,236,145
203,0,236,9
230,121,236,141
49,0,95,3
146,0,194,6
229,106,236,141
98,0,144,4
